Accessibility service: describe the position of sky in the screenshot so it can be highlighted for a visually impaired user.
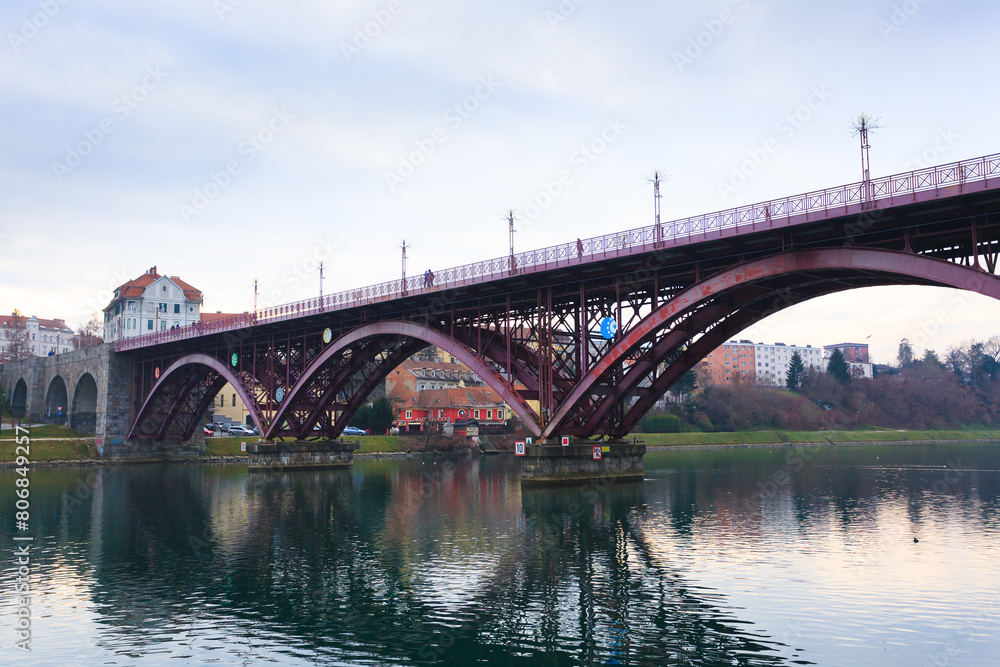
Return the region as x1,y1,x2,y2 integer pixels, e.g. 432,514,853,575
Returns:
2,0,999,365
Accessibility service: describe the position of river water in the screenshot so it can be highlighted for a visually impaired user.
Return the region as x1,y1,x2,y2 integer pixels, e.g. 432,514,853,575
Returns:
2,443,998,665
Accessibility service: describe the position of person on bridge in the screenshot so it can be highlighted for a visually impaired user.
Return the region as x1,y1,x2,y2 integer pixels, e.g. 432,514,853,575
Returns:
576,238,584,259
424,270,435,287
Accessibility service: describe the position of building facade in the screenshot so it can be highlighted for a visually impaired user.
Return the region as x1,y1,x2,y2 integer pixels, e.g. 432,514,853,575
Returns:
391,386,506,433
700,340,825,386
103,267,204,343
823,343,873,379
0,314,75,358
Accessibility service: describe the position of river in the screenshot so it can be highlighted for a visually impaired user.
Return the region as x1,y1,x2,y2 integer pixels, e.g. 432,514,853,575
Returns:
2,443,998,665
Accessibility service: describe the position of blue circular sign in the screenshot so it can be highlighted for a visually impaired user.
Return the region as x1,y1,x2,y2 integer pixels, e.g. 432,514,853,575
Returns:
600,317,618,340
275,387,284,402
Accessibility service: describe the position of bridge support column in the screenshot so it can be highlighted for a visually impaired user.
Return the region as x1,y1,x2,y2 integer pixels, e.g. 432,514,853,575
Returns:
520,440,646,486
246,440,361,471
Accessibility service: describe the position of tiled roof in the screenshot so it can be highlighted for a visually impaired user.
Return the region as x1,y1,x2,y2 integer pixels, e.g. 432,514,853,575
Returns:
390,386,505,409
108,269,203,307
200,312,241,323
171,276,204,302
0,315,74,332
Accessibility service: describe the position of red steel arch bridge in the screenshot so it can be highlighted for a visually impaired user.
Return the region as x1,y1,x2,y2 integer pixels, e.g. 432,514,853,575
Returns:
117,153,1000,443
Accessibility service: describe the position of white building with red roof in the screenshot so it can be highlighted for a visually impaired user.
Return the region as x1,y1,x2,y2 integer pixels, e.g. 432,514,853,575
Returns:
0,313,74,357
103,266,204,342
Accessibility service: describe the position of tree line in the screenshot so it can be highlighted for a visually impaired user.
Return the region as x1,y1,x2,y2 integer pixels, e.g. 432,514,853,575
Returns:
641,337,1000,432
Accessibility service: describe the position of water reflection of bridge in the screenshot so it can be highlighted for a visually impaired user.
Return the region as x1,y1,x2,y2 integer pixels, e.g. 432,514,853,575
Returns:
20,459,805,665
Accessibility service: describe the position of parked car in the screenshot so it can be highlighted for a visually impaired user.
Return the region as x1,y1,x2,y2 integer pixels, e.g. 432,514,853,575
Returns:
342,426,368,436
229,425,254,436
203,427,213,436
204,423,217,433
218,423,232,433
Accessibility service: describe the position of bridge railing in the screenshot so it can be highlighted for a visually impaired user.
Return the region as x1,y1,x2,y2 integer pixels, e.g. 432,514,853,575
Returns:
114,152,1000,352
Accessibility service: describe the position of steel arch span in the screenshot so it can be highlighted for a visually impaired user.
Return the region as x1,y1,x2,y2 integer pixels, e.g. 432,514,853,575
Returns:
127,322,547,442
129,354,260,441
543,247,1000,439
265,321,544,440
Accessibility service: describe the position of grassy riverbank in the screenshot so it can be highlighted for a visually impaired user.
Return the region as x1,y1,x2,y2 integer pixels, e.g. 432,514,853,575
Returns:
638,428,1000,447
4,429,999,465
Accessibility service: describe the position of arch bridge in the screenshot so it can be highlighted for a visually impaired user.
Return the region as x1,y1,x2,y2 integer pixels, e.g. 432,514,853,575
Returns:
110,153,1000,444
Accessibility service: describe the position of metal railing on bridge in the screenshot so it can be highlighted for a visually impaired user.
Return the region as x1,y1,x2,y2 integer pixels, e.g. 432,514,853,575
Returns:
115,152,1000,352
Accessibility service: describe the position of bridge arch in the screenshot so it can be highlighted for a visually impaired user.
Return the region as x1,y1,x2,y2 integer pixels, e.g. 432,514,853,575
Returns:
544,248,1000,439
128,354,260,441
44,375,68,424
71,373,98,434
267,321,543,440
9,378,27,419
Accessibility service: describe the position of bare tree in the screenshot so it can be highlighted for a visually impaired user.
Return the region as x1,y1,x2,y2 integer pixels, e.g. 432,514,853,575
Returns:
0,310,31,362
74,314,103,350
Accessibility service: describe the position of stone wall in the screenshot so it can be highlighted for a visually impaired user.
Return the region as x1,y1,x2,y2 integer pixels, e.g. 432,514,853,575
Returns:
1,344,203,458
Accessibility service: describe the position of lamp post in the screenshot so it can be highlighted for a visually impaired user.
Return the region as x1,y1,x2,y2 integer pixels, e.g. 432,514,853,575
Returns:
508,210,516,275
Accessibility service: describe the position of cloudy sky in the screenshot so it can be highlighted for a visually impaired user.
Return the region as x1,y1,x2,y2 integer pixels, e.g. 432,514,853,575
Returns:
2,0,999,364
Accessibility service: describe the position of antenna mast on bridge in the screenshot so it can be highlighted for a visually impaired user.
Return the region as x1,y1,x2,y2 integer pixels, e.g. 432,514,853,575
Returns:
851,114,881,208
401,240,408,295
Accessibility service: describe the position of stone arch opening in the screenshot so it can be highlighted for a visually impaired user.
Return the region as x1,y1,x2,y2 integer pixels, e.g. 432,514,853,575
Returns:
71,373,98,434
9,379,27,419
44,375,69,424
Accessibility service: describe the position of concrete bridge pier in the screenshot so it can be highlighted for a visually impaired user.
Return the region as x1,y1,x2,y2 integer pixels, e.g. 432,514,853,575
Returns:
246,440,361,471
519,439,646,486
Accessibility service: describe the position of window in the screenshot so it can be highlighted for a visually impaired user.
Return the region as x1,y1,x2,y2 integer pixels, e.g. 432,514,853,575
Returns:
405,410,412,419
474,410,480,419
160,321,167,330
148,320,154,330
487,410,492,419
438,410,444,418
174,304,180,314
232,394,236,407
127,302,136,312
220,395,225,407
159,303,167,313
498,410,504,420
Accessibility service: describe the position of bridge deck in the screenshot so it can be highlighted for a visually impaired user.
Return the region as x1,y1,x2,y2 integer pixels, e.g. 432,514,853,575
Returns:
116,152,1000,352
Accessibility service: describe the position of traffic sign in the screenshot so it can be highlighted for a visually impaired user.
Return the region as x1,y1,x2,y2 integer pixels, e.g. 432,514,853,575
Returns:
561,436,570,446
600,317,617,340
515,441,525,456
592,446,602,460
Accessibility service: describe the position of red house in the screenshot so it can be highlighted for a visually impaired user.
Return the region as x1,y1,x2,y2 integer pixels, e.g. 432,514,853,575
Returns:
391,387,506,433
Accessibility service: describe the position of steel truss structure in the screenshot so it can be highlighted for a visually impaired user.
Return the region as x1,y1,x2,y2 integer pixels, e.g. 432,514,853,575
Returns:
125,157,1000,442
